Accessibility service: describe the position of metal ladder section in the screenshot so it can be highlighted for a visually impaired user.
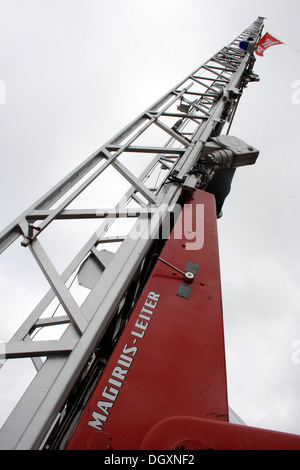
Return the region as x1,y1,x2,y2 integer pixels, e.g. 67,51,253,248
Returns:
0,17,264,449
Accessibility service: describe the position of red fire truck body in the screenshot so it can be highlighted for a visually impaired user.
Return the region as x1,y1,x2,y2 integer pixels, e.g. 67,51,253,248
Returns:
67,191,300,450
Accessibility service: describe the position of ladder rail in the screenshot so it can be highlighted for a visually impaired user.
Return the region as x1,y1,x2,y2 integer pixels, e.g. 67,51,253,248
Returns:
0,17,264,449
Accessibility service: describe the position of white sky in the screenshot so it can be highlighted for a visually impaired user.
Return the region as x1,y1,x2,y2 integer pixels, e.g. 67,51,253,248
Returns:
1,0,300,440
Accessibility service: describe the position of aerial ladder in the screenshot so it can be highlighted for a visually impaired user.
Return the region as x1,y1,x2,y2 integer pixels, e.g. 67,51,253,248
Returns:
0,16,299,450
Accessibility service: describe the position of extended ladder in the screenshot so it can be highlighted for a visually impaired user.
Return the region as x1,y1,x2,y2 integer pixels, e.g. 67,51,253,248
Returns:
0,17,265,449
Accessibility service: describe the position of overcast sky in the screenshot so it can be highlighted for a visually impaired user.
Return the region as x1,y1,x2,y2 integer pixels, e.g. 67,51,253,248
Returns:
1,0,300,440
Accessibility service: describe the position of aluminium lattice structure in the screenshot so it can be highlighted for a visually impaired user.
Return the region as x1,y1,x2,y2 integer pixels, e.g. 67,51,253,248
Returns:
0,17,265,449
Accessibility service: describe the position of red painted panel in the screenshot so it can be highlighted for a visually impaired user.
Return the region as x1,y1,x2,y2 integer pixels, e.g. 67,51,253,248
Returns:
140,416,300,450
67,190,229,450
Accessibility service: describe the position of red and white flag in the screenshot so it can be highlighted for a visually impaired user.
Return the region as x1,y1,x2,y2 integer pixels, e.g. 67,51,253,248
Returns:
255,32,283,56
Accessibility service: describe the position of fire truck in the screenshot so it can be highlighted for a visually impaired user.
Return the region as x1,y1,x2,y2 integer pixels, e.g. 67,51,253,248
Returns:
0,16,300,450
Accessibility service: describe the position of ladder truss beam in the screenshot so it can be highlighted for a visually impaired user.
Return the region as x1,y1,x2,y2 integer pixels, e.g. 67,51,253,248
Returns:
0,17,264,449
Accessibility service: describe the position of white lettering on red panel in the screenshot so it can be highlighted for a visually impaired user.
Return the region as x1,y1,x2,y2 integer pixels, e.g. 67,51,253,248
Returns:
88,292,160,432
